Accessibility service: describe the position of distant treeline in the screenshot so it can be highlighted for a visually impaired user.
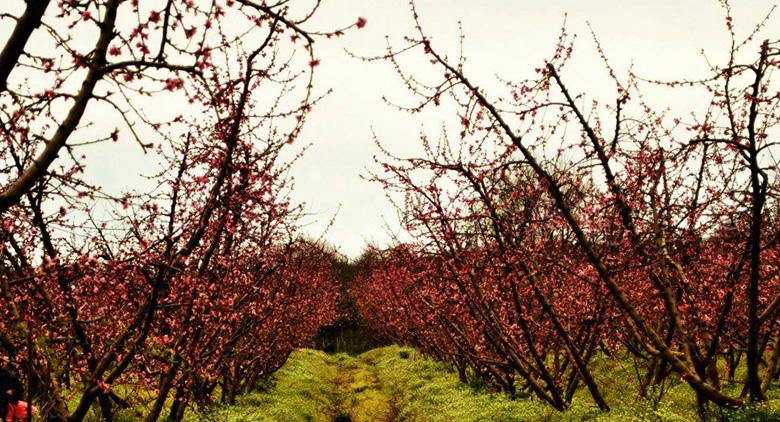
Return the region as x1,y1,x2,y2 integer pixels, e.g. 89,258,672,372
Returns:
314,258,388,355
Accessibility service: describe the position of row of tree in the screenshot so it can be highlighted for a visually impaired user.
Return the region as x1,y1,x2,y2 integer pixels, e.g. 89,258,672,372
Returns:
353,3,779,418
0,0,358,420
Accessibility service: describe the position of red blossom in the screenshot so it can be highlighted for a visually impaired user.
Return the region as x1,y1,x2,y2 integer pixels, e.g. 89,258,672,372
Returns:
164,78,184,91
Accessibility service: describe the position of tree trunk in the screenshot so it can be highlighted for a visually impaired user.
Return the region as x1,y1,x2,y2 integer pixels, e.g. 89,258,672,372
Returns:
0,0,51,91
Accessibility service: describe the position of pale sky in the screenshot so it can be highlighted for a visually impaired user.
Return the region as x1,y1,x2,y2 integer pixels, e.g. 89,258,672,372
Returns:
2,0,776,258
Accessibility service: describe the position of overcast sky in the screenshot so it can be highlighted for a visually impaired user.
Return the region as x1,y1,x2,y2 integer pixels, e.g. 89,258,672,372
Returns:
285,0,776,258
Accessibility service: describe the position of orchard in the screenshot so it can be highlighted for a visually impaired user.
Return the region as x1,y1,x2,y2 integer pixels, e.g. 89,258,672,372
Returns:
1,0,779,421
354,1,780,419
0,0,357,419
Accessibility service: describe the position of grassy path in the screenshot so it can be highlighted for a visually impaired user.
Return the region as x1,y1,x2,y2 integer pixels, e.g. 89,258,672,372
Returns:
331,351,396,421
193,346,779,421
195,348,405,422
199,346,570,421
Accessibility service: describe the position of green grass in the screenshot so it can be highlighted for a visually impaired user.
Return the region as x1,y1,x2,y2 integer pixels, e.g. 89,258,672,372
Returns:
184,346,780,421
188,349,341,421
